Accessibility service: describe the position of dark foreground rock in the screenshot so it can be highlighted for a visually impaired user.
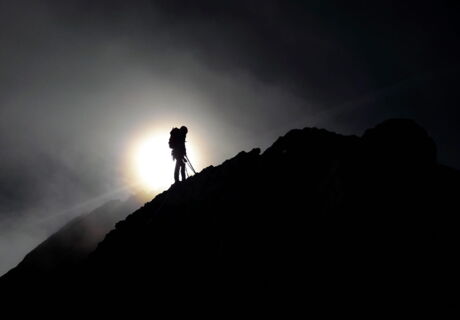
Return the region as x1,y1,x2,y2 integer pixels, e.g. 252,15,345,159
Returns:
1,196,141,284
1,119,458,310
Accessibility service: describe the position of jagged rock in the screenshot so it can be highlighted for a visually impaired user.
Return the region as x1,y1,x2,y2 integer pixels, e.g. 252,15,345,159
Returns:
1,119,458,310
363,118,437,167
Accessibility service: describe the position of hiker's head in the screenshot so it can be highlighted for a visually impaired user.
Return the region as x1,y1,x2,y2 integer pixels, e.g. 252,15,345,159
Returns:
180,126,188,134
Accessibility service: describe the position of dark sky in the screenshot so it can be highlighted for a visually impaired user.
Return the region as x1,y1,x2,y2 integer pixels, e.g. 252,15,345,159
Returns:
1,0,459,274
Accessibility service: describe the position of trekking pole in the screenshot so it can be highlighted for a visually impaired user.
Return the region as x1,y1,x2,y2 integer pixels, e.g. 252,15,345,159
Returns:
185,155,197,175
186,161,195,175
185,155,196,174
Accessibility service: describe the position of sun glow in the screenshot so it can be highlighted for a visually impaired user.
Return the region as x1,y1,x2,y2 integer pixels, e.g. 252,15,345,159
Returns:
129,129,201,193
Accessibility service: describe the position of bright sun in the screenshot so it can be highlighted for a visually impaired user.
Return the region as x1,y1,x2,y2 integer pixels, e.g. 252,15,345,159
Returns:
130,131,200,192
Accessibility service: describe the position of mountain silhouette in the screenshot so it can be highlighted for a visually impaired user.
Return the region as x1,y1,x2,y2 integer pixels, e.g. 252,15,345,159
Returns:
1,119,458,310
1,196,141,282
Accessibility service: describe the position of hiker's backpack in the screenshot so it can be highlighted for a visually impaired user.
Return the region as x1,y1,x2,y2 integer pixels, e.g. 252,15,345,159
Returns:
169,127,181,149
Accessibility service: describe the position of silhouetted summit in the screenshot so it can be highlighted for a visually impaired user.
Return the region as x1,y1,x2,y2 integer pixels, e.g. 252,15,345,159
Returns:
363,118,437,167
2,119,458,309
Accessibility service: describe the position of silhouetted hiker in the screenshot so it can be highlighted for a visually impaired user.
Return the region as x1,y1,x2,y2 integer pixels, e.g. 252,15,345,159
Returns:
169,126,188,183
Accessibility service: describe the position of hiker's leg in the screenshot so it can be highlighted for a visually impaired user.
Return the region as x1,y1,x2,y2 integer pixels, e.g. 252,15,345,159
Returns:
174,159,181,182
180,160,186,181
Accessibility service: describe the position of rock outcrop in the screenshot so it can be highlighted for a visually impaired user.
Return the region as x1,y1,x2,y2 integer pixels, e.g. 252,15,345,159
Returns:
2,119,458,310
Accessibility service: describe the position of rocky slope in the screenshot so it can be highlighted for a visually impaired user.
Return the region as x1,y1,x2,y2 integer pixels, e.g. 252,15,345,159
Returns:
1,119,458,309
1,196,140,282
